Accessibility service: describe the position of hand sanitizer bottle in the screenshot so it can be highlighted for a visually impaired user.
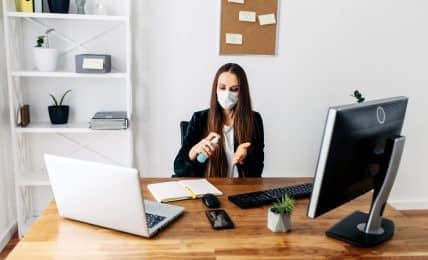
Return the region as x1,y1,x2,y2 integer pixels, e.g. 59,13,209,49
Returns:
197,137,219,163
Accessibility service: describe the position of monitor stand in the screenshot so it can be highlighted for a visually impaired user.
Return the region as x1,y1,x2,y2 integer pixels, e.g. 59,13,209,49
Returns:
326,136,405,247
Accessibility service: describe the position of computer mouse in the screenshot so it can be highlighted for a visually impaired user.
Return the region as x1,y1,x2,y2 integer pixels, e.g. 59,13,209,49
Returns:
202,193,220,208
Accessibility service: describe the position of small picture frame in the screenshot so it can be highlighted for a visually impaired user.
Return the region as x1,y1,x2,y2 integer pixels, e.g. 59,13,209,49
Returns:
75,54,111,73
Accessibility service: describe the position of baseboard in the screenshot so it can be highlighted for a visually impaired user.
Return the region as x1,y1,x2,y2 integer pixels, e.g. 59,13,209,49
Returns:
0,222,17,253
390,200,428,210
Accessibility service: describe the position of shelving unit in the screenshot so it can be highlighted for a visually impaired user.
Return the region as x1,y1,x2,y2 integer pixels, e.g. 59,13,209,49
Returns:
7,11,128,21
2,0,133,238
11,70,128,78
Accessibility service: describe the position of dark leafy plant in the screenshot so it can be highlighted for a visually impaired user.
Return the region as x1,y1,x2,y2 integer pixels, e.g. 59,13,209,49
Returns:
270,195,295,215
35,28,55,48
351,90,365,103
50,90,71,106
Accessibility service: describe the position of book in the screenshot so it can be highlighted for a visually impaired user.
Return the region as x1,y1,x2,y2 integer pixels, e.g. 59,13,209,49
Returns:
92,111,127,119
19,0,34,12
147,179,223,202
89,111,129,130
34,0,42,12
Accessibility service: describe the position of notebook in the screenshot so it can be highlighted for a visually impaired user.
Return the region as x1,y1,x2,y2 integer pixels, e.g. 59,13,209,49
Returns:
147,179,223,202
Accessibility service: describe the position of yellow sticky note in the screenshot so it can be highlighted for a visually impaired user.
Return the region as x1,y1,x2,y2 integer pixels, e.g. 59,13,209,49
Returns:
258,13,276,26
225,33,243,45
239,11,256,22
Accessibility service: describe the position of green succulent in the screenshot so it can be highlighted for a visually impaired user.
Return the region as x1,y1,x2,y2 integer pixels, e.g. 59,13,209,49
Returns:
271,195,295,215
351,90,365,103
35,28,55,48
50,90,71,106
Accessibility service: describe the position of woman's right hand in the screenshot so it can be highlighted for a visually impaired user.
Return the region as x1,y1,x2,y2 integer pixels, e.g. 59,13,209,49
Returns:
189,132,221,161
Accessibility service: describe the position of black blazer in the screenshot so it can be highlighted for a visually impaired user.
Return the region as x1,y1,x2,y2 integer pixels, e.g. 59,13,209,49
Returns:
174,109,264,177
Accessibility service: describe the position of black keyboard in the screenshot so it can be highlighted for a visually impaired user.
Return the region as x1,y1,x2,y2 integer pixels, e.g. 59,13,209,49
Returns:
145,213,166,228
228,183,313,209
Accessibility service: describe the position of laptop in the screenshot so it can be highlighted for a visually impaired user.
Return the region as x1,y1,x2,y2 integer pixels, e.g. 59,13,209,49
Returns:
44,154,184,237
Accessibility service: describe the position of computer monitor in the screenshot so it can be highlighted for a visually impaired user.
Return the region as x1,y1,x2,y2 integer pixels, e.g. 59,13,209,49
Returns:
307,96,408,247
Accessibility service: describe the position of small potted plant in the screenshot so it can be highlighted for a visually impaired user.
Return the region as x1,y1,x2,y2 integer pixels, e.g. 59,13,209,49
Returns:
351,90,365,103
33,28,58,72
48,90,71,124
267,195,295,232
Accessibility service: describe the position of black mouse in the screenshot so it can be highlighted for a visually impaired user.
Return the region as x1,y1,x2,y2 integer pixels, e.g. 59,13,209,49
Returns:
202,193,220,208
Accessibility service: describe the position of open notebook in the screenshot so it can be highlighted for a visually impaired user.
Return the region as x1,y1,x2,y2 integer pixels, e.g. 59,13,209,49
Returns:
147,179,223,202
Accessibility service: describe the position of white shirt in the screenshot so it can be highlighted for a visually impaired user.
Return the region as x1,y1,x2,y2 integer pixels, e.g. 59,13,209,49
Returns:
223,125,238,178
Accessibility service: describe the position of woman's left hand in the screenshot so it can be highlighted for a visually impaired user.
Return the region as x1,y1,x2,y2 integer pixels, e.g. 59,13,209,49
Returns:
232,142,251,165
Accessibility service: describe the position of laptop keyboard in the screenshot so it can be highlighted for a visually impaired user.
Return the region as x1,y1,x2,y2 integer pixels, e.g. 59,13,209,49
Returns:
145,213,166,228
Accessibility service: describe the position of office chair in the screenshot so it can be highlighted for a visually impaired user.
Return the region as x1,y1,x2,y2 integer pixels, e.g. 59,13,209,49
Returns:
180,121,189,145
172,121,190,178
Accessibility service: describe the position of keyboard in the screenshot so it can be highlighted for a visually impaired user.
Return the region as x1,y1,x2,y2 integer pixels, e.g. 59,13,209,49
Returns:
145,213,166,228
228,183,313,209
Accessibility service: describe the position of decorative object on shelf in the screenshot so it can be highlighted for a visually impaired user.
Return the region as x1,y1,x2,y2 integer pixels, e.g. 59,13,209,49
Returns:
34,0,43,12
93,0,108,15
267,195,295,232
351,90,365,103
48,0,70,13
19,105,31,127
19,0,34,12
89,111,128,130
48,90,71,124
75,0,86,14
42,0,50,12
33,28,58,72
75,54,111,73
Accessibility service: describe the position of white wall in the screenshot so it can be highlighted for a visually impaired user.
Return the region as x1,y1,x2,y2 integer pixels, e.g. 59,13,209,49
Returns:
0,2,17,252
133,0,428,209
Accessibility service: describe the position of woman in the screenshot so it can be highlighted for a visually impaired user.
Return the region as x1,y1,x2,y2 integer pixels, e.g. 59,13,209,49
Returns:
174,63,264,177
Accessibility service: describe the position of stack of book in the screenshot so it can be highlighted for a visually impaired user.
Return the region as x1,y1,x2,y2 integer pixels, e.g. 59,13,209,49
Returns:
89,111,128,130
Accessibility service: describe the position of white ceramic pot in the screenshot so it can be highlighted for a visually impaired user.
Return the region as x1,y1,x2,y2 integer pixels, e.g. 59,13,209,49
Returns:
267,207,291,232
33,47,58,72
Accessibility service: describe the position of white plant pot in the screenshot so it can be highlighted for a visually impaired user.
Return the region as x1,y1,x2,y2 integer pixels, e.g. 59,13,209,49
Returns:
267,207,291,232
33,47,58,72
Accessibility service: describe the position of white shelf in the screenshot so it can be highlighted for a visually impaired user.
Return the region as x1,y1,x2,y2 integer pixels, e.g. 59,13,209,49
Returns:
7,12,128,22
11,71,128,79
15,122,130,134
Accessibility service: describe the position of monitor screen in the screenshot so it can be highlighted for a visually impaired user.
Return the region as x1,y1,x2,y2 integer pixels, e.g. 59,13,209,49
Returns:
308,97,408,218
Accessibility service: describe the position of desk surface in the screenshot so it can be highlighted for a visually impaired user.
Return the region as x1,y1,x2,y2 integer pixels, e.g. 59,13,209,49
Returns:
8,178,428,259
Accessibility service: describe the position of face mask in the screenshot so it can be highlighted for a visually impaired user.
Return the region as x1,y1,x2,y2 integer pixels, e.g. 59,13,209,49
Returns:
217,90,239,110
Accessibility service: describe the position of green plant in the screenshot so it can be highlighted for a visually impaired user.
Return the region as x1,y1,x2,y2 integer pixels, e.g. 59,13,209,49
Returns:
35,28,55,48
270,195,295,215
50,90,71,106
351,90,365,103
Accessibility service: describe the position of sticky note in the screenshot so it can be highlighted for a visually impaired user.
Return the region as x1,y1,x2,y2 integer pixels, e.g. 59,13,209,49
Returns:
225,33,243,45
228,0,245,3
239,11,256,22
83,58,104,70
258,13,276,25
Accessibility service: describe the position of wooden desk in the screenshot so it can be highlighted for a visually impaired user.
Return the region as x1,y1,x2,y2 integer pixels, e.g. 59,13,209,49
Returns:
7,178,428,259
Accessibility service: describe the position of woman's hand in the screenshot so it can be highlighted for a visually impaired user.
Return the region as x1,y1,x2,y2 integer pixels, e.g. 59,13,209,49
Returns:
189,132,221,161
232,142,251,165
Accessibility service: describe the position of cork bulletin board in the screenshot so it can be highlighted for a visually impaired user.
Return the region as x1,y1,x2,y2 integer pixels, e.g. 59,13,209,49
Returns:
220,0,279,55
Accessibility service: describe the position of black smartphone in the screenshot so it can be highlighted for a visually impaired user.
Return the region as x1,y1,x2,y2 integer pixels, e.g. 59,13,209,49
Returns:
205,209,234,229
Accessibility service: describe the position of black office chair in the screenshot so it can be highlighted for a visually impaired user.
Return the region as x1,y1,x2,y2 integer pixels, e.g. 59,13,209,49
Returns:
172,121,190,178
180,121,189,145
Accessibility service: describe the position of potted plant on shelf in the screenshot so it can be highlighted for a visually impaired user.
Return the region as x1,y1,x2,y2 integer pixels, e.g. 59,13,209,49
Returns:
351,90,365,103
267,195,295,232
33,28,58,72
48,90,71,124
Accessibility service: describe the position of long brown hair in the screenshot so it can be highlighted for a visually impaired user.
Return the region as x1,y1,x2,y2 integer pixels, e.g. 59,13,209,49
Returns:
206,63,254,177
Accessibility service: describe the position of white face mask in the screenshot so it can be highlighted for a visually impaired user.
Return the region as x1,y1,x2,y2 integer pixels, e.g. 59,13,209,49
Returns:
217,90,239,110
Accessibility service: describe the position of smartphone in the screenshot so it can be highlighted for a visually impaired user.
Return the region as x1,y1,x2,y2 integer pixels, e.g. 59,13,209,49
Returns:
206,209,234,229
